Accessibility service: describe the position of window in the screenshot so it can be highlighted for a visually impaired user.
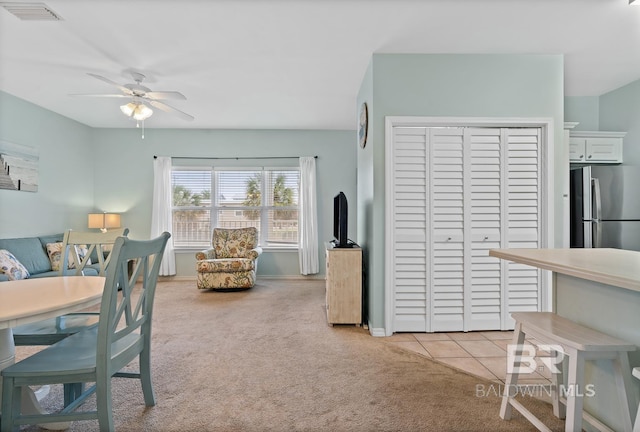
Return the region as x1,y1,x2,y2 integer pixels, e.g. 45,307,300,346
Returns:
171,169,212,248
171,167,300,249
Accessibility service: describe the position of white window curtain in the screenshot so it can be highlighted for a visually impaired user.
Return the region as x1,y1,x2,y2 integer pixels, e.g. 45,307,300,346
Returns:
151,156,176,276
298,156,319,275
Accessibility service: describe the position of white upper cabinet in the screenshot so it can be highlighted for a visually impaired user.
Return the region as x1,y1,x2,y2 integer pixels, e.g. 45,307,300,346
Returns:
569,131,626,164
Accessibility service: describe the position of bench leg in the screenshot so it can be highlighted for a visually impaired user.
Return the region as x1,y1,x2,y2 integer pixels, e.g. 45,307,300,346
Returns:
613,352,634,432
565,351,585,432
500,322,526,420
550,348,565,419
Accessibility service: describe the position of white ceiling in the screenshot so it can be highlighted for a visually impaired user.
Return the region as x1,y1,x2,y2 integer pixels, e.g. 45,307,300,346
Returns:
1,0,639,131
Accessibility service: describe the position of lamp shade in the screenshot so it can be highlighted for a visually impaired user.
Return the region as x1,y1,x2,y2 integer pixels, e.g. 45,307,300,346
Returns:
88,213,121,232
104,213,121,229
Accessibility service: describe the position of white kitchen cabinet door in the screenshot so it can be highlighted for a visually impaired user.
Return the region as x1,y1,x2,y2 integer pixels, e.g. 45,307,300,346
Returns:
585,137,622,162
569,138,586,163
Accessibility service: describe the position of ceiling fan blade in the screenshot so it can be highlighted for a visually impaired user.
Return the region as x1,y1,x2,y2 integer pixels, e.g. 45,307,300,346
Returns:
69,93,130,98
149,100,194,121
145,91,187,101
87,73,132,95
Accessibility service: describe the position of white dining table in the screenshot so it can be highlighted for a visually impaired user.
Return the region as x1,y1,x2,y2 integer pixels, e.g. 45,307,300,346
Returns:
0,276,104,429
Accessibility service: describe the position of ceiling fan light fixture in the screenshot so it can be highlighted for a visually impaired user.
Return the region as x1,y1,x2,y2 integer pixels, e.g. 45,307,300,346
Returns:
133,103,153,121
120,102,136,117
119,101,153,121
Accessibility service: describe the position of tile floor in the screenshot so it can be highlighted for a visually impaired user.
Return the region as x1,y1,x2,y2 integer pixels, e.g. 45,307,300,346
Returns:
381,330,553,386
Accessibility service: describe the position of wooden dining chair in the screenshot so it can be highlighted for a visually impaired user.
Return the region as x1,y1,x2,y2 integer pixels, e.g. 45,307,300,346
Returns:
12,228,129,405
1,232,170,432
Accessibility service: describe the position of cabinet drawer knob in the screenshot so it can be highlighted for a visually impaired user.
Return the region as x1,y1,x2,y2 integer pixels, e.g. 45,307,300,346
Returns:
588,155,592,159
447,237,452,241
484,236,488,240
579,155,584,159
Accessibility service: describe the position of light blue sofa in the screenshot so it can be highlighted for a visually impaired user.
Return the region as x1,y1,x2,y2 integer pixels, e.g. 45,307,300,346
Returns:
0,234,100,282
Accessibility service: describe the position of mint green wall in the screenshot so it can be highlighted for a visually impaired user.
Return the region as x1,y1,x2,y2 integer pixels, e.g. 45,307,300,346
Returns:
564,96,599,130
90,128,356,278
0,91,95,237
359,54,564,331
0,91,356,279
356,59,374,322
600,79,640,166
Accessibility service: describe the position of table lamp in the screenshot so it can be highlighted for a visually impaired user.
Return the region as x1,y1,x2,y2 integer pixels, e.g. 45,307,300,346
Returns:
88,212,121,233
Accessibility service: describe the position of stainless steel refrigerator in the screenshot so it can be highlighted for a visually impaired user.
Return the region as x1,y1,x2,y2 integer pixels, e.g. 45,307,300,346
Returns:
570,165,640,250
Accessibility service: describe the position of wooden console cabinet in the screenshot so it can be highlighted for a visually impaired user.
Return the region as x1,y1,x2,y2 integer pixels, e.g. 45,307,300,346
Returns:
325,243,362,325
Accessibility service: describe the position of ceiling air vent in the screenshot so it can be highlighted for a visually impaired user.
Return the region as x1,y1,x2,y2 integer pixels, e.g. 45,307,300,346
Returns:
0,2,63,20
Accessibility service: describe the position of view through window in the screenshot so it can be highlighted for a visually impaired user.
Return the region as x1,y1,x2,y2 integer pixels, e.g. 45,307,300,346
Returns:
171,167,300,249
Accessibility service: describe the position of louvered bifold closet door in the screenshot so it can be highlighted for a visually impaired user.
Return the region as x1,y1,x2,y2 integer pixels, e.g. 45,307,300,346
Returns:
389,124,543,333
464,128,503,331
392,127,428,332
503,128,542,329
429,128,465,332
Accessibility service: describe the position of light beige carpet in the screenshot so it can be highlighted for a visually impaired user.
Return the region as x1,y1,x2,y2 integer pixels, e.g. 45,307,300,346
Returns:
16,279,564,431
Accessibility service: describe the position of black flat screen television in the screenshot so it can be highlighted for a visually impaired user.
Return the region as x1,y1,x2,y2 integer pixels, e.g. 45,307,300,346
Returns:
333,191,352,248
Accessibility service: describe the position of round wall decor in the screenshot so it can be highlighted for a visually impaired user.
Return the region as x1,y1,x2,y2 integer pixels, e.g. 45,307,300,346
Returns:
358,102,368,149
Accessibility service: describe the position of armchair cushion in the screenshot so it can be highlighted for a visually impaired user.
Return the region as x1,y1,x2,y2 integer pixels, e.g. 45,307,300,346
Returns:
212,227,258,258
197,258,255,273
195,249,215,261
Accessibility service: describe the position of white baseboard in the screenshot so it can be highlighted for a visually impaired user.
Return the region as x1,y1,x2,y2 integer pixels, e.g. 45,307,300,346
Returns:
159,275,196,282
368,325,387,337
158,275,325,282
258,275,325,280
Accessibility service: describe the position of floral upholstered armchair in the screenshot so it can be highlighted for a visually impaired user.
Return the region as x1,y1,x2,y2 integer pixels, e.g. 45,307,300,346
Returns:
195,227,262,290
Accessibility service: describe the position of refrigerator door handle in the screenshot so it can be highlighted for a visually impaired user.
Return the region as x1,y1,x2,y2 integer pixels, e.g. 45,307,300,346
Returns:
592,178,602,248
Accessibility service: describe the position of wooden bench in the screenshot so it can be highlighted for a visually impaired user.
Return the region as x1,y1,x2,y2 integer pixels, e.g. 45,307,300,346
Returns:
500,312,636,432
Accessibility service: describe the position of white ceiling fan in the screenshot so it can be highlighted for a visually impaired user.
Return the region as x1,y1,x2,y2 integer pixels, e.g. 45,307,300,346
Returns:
71,71,194,122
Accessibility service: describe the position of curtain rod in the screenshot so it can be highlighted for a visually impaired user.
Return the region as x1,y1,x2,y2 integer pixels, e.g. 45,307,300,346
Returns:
154,155,317,160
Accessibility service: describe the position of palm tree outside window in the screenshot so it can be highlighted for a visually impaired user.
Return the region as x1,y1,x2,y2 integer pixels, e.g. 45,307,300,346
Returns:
171,167,299,249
